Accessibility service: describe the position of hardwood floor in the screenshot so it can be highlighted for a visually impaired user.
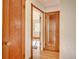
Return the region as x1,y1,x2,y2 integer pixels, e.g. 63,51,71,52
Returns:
32,40,59,59
33,40,40,59
41,50,59,59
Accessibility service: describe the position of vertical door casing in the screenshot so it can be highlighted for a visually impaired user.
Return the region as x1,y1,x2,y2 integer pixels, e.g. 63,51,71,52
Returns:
2,0,25,59
45,11,59,51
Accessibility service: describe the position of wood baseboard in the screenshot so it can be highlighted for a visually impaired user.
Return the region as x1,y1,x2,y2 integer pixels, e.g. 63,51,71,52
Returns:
29,56,33,59
43,48,59,52
29,57,31,59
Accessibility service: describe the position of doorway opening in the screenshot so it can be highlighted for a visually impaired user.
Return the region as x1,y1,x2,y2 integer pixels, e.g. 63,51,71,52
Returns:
31,4,44,59
31,3,60,59
45,11,60,52
31,2,60,59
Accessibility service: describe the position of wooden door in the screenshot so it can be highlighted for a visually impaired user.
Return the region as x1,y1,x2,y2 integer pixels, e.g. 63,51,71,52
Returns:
2,0,25,59
45,11,59,51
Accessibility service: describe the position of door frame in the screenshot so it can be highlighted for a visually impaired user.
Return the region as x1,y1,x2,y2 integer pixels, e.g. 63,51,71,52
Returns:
45,11,60,52
2,0,25,59
31,3,44,59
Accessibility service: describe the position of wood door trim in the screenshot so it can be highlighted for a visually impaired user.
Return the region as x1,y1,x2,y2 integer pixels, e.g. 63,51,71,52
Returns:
43,48,59,52
33,37,40,39
45,11,60,52
31,3,44,59
21,0,25,59
31,3,44,13
45,11,60,14
31,4,33,59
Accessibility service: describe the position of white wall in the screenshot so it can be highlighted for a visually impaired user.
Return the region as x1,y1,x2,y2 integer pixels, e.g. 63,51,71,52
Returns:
45,5,60,12
31,0,45,11
60,0,76,59
41,13,44,51
25,0,31,59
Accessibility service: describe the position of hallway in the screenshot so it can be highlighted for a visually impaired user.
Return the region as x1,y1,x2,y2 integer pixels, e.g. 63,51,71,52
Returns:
32,1,59,59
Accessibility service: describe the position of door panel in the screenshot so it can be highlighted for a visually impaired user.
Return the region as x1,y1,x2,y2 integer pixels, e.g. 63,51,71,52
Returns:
9,0,22,59
2,0,25,59
45,11,59,51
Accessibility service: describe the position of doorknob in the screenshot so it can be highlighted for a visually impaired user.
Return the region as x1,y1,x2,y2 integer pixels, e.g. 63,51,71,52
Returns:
3,41,11,46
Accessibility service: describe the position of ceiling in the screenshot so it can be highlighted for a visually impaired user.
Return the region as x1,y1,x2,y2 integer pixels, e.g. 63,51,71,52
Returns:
36,0,60,8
